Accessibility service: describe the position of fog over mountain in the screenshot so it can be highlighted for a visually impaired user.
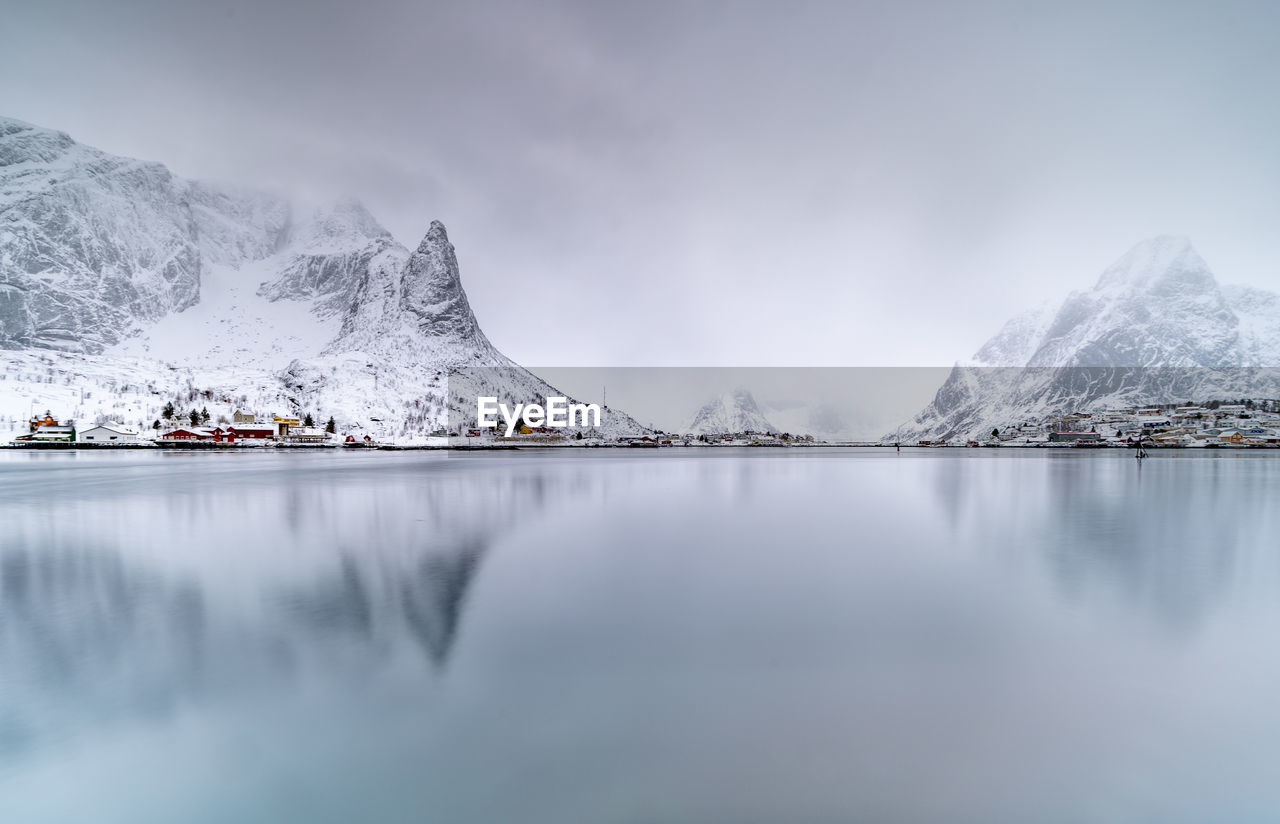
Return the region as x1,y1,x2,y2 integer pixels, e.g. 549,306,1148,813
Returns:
4,114,1280,444
0,116,642,438
900,236,1280,441
7,1,1280,366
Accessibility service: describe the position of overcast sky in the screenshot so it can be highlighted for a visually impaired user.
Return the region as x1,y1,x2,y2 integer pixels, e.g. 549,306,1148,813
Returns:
4,0,1279,366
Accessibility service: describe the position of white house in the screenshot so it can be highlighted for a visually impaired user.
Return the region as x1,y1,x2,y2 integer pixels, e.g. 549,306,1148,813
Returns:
78,424,140,443
282,426,331,444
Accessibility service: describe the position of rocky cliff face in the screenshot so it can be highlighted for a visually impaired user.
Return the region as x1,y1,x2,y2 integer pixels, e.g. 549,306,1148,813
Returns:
326,219,501,365
898,236,1280,440
0,116,417,355
4,118,194,350
258,199,399,321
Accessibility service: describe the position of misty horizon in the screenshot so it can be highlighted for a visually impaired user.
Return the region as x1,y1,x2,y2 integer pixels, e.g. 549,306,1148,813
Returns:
6,1,1280,367
8,5,1280,820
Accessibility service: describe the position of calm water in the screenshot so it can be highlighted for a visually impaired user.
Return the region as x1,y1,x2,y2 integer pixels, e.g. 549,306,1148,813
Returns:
2,448,1280,823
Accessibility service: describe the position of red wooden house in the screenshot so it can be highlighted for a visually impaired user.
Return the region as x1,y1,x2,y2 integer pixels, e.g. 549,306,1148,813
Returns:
159,427,217,442
227,425,276,441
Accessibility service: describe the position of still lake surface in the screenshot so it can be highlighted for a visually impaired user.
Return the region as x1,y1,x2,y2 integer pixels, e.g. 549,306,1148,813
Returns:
1,448,1279,823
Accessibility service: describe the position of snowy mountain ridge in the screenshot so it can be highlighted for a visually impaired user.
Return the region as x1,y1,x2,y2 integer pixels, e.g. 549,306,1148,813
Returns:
683,389,778,434
0,115,644,440
900,235,1280,441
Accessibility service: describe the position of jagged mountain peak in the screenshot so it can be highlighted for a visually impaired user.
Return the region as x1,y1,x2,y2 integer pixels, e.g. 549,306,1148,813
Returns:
684,388,778,434
399,220,484,341
411,220,457,271
1094,234,1214,295
971,236,1232,370
898,235,1280,440
1025,235,1236,369
322,216,502,366
425,219,449,242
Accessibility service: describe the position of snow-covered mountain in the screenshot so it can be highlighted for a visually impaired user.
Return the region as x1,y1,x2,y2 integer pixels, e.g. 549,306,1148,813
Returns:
898,235,1280,441
682,389,778,434
0,115,643,440
0,116,289,351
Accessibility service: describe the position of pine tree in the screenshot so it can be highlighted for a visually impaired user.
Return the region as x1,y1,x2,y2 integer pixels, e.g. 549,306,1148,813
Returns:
200,406,210,423
152,420,161,430
303,413,315,428
189,409,200,427
163,401,175,420
325,416,336,434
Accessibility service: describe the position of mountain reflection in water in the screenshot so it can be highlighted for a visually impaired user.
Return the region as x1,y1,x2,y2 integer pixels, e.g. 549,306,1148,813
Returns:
0,452,584,761
2,449,1280,823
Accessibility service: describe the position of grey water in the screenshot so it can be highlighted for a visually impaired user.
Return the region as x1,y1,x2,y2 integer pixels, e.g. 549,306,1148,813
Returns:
1,448,1279,823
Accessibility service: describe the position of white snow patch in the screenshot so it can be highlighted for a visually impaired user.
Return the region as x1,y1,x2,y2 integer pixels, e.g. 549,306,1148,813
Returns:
110,260,341,370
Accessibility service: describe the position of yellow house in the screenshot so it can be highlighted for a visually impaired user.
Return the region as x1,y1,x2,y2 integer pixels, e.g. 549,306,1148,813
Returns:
273,414,302,436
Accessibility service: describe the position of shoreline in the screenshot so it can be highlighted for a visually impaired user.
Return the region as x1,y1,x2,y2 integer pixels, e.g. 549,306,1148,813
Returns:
3,442,1277,452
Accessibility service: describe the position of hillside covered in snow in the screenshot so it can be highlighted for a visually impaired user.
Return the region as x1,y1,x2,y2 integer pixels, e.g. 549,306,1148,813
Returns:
898,236,1280,441
682,389,778,435
0,116,643,441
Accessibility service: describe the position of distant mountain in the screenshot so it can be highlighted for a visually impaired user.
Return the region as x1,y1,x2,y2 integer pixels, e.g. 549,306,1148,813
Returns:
0,116,643,439
683,389,778,434
899,236,1280,440
759,399,857,441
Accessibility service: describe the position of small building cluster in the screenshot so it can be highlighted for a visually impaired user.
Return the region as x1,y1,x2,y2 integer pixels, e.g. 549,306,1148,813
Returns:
158,413,332,445
622,431,816,447
12,413,143,445
13,412,83,443
984,401,1280,448
9,410,340,447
